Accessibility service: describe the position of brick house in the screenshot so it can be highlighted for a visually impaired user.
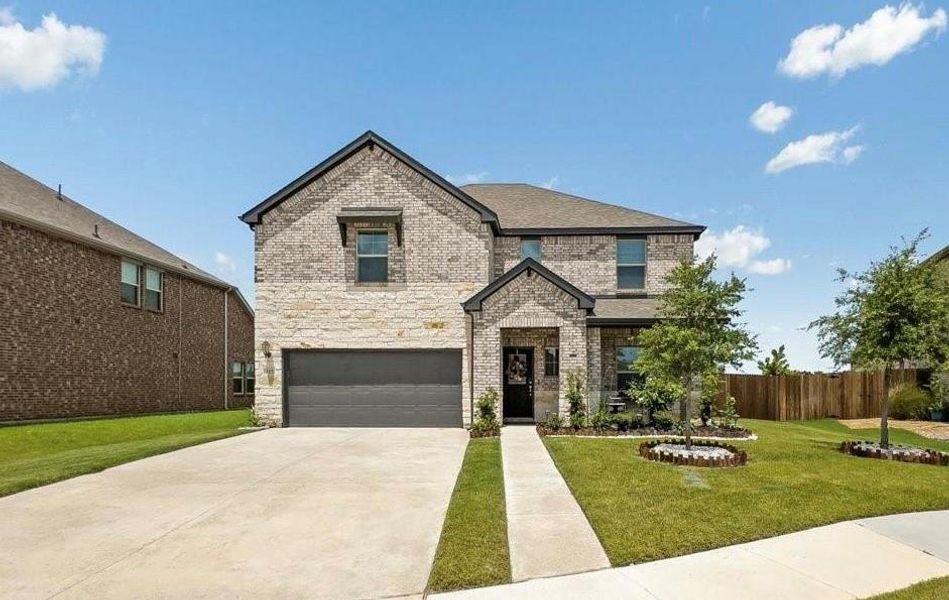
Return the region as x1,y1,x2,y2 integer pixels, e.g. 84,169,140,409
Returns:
0,161,255,421
241,131,704,427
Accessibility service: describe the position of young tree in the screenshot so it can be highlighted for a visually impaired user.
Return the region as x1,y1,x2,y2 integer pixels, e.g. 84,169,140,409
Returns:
758,345,793,375
809,231,949,448
637,256,757,449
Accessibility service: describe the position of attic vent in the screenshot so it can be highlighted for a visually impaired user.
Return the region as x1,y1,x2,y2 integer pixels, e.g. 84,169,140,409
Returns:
57,184,63,200
93,224,100,238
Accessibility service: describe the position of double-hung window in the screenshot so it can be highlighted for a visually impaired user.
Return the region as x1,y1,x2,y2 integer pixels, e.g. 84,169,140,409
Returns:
232,362,245,395
357,231,388,283
144,267,163,311
520,237,542,262
617,238,646,291
121,260,141,306
616,346,642,395
244,362,255,394
544,348,559,377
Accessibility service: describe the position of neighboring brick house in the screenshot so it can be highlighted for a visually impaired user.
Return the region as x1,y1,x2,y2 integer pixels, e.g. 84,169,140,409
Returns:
0,161,255,421
241,131,704,427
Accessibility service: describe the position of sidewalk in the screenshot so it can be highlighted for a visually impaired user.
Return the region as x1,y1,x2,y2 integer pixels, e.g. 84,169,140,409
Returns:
430,510,949,600
500,426,609,581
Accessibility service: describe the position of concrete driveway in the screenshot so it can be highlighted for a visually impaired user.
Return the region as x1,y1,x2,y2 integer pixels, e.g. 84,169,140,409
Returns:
0,428,469,600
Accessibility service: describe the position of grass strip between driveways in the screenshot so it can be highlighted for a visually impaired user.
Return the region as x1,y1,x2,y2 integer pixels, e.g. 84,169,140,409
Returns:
861,576,949,599
0,409,254,497
427,436,511,593
544,418,949,567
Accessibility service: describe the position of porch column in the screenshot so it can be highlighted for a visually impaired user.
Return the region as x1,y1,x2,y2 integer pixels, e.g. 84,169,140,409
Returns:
470,311,502,416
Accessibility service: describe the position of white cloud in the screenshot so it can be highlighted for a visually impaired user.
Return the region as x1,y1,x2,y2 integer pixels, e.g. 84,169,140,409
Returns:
765,126,862,174
779,3,947,79
214,252,237,273
446,171,488,185
748,258,793,275
695,225,792,276
749,101,794,133
0,10,106,92
540,175,559,190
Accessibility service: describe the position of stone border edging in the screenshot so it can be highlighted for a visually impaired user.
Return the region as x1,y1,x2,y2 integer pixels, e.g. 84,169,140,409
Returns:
639,438,748,467
839,440,948,466
544,432,757,441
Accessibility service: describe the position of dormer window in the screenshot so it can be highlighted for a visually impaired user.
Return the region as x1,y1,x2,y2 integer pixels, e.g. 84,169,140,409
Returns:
617,238,646,290
520,237,542,262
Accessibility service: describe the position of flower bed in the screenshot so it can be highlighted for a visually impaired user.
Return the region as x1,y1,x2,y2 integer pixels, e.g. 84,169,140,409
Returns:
536,423,753,439
639,439,748,467
469,425,500,439
839,440,948,466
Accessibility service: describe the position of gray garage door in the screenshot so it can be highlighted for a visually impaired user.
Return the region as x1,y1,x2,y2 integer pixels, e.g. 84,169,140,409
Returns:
285,350,463,427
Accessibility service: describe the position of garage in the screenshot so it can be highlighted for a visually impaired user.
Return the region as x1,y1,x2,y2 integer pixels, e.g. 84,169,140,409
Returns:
284,349,463,427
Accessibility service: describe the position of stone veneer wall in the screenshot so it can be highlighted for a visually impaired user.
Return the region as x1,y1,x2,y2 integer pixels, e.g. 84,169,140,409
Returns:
471,271,588,418
494,234,694,295
253,145,493,426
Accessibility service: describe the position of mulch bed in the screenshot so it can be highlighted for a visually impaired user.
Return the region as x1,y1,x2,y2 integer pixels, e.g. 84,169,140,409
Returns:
469,427,500,439
839,440,948,466
536,423,753,439
639,439,748,468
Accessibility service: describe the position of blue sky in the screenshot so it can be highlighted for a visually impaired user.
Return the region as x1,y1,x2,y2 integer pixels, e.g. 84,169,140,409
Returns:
2,2,947,371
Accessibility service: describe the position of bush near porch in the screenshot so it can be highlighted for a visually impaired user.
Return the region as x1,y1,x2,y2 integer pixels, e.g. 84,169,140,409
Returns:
544,418,949,566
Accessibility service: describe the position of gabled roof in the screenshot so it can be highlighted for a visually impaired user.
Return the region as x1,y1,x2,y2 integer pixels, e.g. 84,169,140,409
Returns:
923,244,949,265
587,297,662,325
462,258,595,312
462,183,704,234
0,160,254,316
239,130,499,228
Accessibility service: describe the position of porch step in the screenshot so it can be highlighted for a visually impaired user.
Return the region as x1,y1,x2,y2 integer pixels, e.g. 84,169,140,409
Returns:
500,426,610,581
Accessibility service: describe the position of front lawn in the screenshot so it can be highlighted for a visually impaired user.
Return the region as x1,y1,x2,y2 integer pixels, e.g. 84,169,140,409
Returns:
427,437,511,593
544,419,949,566
863,576,949,599
0,409,254,497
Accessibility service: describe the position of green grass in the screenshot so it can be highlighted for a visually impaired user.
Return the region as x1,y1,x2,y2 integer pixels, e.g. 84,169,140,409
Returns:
544,419,949,566
0,409,254,497
862,576,949,599
427,437,511,593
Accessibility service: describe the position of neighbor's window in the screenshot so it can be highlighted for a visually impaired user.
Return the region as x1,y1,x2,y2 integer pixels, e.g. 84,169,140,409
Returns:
544,347,559,377
357,231,388,283
520,237,542,262
121,260,141,305
232,362,244,395
617,238,646,290
616,346,642,394
144,267,163,311
244,362,255,395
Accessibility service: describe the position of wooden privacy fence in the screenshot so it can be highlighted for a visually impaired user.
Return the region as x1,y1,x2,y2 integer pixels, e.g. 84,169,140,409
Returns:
721,369,926,421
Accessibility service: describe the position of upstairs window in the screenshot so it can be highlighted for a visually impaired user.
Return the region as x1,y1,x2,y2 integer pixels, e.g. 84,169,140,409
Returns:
520,237,542,262
121,260,141,306
616,346,643,394
617,239,646,290
357,231,388,283
144,268,163,311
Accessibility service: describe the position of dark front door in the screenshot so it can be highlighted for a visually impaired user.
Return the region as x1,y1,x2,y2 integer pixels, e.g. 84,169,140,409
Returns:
502,347,534,421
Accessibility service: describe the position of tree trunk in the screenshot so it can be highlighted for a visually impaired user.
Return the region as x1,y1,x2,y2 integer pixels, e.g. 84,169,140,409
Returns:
684,373,694,450
679,376,688,422
880,366,891,449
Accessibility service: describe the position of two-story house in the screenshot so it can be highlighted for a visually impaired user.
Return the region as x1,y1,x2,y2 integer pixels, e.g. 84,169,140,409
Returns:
241,132,703,427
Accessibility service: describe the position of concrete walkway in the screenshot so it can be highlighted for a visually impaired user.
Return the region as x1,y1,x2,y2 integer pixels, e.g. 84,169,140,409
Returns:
431,511,949,600
501,426,609,581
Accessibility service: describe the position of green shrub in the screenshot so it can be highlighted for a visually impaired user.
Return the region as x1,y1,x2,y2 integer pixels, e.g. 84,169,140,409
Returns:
565,368,587,428
629,376,682,420
890,385,930,420
610,412,645,432
545,412,565,430
715,395,740,429
590,406,611,430
471,388,500,435
651,410,679,432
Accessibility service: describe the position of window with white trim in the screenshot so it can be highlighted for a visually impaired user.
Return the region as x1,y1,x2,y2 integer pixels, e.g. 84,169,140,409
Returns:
357,231,388,283
617,239,646,290
144,267,163,311
121,260,141,306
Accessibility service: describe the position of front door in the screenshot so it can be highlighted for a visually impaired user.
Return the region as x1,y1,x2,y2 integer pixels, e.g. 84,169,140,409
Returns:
502,347,534,421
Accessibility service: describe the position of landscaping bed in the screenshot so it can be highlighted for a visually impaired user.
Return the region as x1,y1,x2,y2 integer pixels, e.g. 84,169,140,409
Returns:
840,440,948,466
639,439,748,467
536,422,753,439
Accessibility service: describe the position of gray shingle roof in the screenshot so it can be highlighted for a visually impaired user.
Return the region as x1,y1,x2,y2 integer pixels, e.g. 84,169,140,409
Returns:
0,160,227,288
461,183,702,232
589,297,662,322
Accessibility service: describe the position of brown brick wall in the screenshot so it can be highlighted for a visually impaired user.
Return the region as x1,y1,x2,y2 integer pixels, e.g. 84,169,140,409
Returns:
0,219,254,421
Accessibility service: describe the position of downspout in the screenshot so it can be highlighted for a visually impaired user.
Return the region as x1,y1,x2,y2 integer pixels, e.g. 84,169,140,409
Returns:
224,287,229,410
468,312,475,426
